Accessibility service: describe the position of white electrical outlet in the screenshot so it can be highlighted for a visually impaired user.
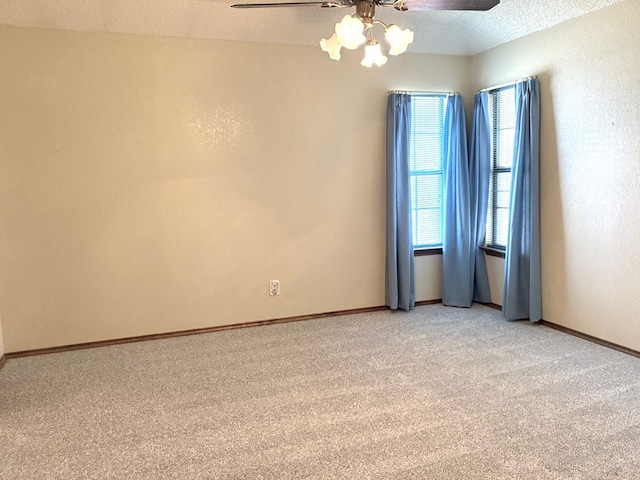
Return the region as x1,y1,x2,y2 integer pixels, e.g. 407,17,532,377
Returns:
269,280,280,296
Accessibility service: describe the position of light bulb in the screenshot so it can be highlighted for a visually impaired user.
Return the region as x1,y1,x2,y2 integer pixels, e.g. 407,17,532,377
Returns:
385,24,414,56
335,15,366,50
361,41,388,68
320,33,342,60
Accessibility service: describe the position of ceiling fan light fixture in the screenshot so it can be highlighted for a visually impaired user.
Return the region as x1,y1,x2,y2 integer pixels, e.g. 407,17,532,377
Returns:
320,33,343,60
232,0,501,66
334,14,366,50
385,24,414,55
361,39,387,67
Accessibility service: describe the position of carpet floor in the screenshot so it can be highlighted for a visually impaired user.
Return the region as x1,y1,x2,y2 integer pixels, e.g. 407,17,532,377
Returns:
1,304,639,479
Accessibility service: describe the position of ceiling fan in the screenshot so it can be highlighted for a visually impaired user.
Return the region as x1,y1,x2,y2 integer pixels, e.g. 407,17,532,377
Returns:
230,0,500,66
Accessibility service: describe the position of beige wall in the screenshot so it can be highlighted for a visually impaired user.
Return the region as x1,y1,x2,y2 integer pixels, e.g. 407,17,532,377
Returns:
3,1,637,354
471,0,640,350
0,27,469,352
485,256,504,306
416,255,442,302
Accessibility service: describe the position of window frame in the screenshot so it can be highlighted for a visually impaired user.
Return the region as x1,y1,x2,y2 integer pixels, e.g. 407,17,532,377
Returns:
486,85,517,252
408,92,448,254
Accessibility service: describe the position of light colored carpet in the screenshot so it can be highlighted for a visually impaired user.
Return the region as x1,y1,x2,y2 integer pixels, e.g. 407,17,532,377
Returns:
1,304,639,479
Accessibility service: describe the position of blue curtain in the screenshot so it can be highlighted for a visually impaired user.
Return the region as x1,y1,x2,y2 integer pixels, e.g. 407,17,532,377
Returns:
385,93,415,311
469,93,492,303
503,78,542,322
442,94,473,307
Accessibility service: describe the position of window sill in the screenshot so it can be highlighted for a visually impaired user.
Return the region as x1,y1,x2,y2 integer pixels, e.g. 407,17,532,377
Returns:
415,247,504,258
481,246,506,259
414,248,443,257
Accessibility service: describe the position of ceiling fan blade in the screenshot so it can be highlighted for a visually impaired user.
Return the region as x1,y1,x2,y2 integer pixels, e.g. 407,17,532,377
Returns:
231,1,349,8
395,0,499,11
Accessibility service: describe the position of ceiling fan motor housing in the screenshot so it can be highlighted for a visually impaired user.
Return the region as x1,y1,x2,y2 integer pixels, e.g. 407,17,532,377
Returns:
356,0,376,23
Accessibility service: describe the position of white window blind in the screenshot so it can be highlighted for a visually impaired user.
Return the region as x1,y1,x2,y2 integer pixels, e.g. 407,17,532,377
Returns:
487,86,516,249
409,94,447,248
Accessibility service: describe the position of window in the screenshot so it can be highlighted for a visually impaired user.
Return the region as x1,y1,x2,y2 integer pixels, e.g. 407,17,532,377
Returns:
409,94,447,249
486,86,516,249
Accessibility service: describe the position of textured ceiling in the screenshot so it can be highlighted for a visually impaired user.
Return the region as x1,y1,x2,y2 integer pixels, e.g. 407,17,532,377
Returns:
0,0,626,55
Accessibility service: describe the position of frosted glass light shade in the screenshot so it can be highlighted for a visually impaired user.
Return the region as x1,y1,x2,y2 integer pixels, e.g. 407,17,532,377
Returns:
320,33,342,60
385,24,414,55
361,42,387,67
335,15,366,50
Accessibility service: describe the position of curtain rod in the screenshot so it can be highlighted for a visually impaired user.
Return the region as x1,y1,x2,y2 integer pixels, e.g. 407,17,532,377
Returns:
388,90,458,96
477,76,536,93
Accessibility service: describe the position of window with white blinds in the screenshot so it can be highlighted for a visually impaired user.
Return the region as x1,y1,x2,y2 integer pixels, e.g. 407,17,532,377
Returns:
409,94,447,249
487,86,516,249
